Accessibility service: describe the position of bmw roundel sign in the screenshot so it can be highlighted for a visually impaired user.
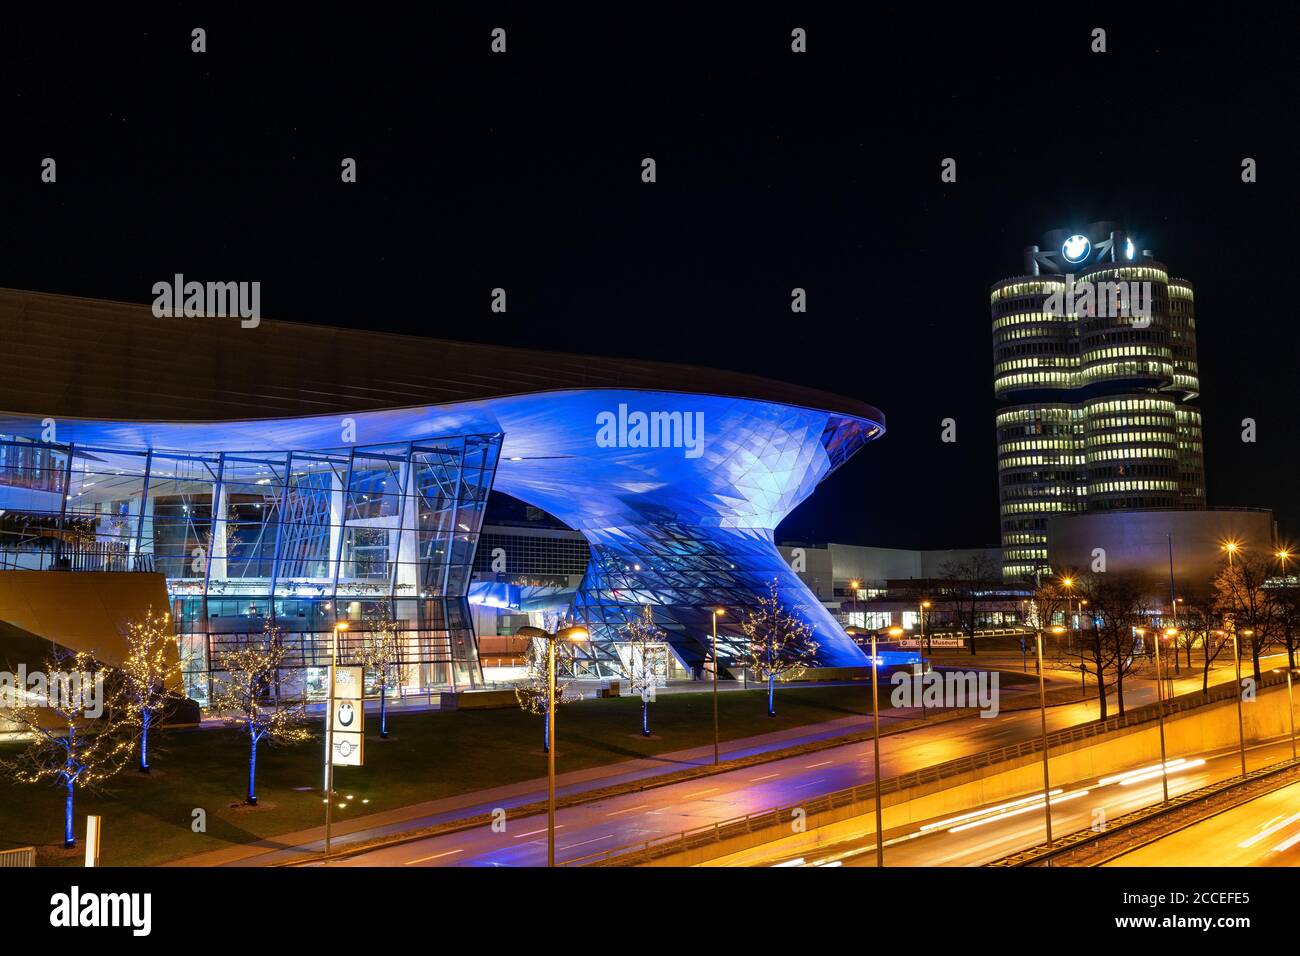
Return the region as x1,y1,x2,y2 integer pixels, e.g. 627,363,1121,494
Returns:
1062,234,1091,264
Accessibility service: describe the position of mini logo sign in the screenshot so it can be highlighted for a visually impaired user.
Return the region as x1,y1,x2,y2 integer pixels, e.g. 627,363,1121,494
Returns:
330,665,365,766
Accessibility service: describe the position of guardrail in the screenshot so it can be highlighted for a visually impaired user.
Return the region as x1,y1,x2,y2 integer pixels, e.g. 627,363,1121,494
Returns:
563,670,1290,867
0,846,36,867
988,754,1300,866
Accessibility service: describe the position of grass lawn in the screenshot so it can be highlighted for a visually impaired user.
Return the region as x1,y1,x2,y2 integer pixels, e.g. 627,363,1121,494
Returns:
0,682,902,866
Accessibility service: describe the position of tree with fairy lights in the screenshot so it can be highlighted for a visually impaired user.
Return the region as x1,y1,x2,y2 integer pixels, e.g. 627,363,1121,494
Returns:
1,646,134,848
513,629,576,753
741,579,819,717
210,620,313,805
120,605,185,772
360,605,403,738
615,605,668,736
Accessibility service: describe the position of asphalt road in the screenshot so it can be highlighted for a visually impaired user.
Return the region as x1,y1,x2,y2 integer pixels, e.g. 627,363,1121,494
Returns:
770,738,1297,867
1102,776,1300,867
326,654,1290,867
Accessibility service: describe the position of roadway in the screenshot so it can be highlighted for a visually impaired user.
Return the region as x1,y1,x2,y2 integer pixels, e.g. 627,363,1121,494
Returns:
760,737,1297,867
1102,776,1300,867
326,654,1290,867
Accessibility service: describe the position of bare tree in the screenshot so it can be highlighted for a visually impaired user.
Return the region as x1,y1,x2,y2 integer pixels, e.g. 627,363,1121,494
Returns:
615,605,668,736
210,621,313,805
1,646,134,847
1078,572,1148,718
1173,599,1220,692
1273,580,1300,671
938,553,1001,655
742,579,820,717
1199,622,1235,696
119,606,184,772
360,605,403,738
1213,553,1279,683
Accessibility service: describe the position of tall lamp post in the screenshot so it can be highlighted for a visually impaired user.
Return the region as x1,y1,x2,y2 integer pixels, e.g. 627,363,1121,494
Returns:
1233,626,1249,777
1146,627,1172,804
869,626,905,867
1278,548,1298,760
516,624,588,866
846,579,861,643
324,620,348,856
711,608,725,766
1036,625,1065,857
1078,599,1089,692
1061,577,1075,653
918,600,932,720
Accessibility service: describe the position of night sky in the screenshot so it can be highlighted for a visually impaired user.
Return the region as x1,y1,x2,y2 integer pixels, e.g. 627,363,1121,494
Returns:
3,8,1296,549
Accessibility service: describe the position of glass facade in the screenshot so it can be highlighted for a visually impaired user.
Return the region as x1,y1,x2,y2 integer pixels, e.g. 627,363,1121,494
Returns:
0,433,502,703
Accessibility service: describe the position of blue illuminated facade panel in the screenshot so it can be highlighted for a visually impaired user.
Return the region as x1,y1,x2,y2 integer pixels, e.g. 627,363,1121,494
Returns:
490,397,883,670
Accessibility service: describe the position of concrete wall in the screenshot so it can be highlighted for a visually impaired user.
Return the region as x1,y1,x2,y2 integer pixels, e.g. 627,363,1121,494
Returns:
1045,509,1275,599
641,683,1297,866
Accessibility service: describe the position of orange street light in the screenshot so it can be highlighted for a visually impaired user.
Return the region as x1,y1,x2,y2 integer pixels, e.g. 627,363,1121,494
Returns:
517,623,588,865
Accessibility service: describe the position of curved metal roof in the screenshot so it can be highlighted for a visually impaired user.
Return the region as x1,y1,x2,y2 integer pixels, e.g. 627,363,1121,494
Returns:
0,288,884,427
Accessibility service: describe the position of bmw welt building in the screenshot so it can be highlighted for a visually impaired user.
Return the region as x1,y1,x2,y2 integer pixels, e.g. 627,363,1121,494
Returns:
0,289,888,702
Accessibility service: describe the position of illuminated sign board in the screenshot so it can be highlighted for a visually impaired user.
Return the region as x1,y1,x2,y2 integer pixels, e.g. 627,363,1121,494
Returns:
1024,225,1140,275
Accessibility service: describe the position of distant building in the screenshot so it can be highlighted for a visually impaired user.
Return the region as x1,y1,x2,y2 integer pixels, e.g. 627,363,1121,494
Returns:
1045,508,1276,600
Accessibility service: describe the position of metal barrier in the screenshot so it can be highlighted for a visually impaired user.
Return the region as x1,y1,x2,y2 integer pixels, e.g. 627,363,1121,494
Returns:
989,755,1300,866
0,846,36,867
563,670,1289,866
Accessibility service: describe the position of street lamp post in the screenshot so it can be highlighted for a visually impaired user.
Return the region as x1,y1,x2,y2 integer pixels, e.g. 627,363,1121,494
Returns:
1233,627,1248,777
1153,628,1173,803
871,628,903,867
711,608,724,766
1287,657,1298,761
516,624,589,867
1078,599,1089,692
1061,577,1074,653
921,599,932,655
1037,626,1062,856
916,602,929,722
324,619,348,857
